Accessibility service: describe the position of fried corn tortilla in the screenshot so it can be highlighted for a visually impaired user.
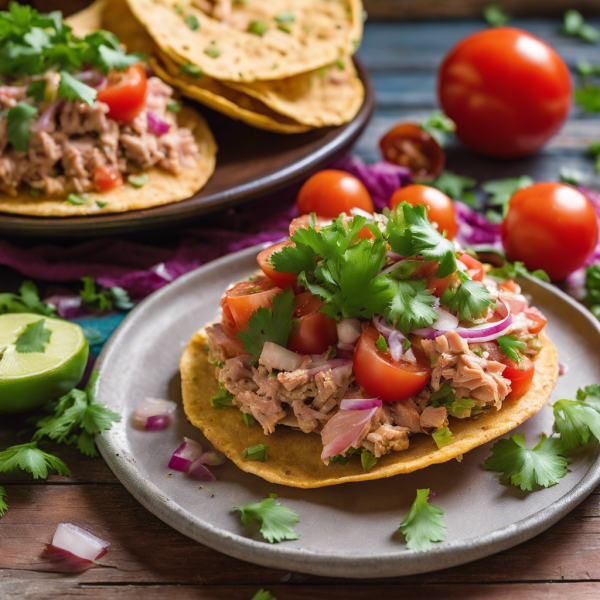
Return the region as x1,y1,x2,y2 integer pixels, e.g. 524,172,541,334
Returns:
64,0,108,36
180,329,558,488
0,106,217,216
126,0,363,83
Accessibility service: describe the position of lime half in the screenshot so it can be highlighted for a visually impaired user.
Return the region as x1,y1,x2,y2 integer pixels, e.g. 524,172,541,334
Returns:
0,313,89,414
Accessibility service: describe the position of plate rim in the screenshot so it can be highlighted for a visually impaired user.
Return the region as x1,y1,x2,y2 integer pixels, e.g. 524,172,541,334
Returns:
95,244,600,578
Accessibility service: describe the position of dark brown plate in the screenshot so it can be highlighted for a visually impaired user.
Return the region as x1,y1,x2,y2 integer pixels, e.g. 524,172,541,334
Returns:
0,58,374,238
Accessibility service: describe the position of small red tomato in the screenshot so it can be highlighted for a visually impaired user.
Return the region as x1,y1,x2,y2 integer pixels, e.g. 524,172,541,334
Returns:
501,355,535,398
523,307,548,334
389,185,458,239
296,170,374,218
97,64,147,123
379,123,445,179
287,292,338,355
257,239,297,289
225,279,281,330
437,28,572,158
93,164,123,192
501,183,598,281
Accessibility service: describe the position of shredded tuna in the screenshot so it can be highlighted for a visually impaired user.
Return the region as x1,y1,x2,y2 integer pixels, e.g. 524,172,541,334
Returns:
364,424,410,457
234,390,285,435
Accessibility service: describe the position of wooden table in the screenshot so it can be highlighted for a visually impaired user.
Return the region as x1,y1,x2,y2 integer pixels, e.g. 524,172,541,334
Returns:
3,16,600,600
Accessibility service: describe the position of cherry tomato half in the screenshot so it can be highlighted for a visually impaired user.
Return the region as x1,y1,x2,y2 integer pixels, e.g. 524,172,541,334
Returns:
97,64,147,123
437,28,572,158
287,292,338,355
225,279,281,330
296,170,374,218
389,185,458,239
501,183,598,281
220,295,239,337
459,253,484,282
257,239,297,289
353,326,431,401
379,123,445,180
501,355,535,398
92,164,123,192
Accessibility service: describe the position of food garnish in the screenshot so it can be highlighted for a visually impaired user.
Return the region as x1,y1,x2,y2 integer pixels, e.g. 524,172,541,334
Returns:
133,398,177,430
0,441,70,479
426,170,476,206
51,522,110,562
14,318,52,353
243,444,270,462
482,175,533,217
553,384,600,450
483,5,511,27
0,281,57,316
251,590,277,600
233,494,300,543
561,10,600,43
79,277,134,312
399,489,447,551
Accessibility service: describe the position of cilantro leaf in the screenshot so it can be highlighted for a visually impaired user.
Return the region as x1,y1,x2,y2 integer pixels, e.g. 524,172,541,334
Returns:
497,335,527,365
561,10,600,43
432,426,453,449
420,110,455,147
211,382,235,408
426,170,476,205
429,384,475,418
487,260,550,282
15,318,51,353
482,175,533,216
0,280,57,316
483,5,511,27
0,486,7,516
270,242,316,274
553,384,600,450
238,288,296,358
484,434,569,491
79,277,133,312
442,271,493,321
559,166,584,185
388,202,457,278
361,449,377,472
251,590,276,600
58,70,96,106
96,45,143,72
575,84,600,112
384,277,438,333
233,495,300,543
0,442,70,479
7,102,37,151
399,489,447,551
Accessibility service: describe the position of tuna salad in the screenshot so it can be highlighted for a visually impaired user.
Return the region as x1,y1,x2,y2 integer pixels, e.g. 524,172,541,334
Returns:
0,3,199,198
206,205,549,471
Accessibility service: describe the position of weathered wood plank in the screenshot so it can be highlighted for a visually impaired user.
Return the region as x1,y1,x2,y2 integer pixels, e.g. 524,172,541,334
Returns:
1,484,600,585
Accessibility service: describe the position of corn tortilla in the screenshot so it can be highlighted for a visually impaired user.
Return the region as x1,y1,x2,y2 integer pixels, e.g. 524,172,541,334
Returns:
0,107,217,217
64,0,108,37
180,329,558,488
126,0,364,83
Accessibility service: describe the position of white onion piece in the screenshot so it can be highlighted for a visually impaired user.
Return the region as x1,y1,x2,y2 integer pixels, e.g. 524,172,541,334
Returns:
133,398,177,431
340,398,382,410
431,307,459,332
337,318,362,344
260,342,304,372
52,523,109,562
403,347,417,363
388,330,405,362
200,450,226,466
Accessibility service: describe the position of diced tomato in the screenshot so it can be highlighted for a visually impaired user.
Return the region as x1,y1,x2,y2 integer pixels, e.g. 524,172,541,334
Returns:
93,164,124,192
523,307,548,334
225,279,281,330
97,64,147,123
289,214,332,235
287,292,338,355
500,354,535,398
459,253,484,282
498,279,520,294
353,326,431,401
257,239,297,288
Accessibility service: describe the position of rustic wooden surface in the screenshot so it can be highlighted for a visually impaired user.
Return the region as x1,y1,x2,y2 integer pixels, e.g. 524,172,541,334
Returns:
3,14,600,600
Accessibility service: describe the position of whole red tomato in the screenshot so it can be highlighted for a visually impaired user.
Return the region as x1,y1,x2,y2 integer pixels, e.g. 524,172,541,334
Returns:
296,170,374,218
437,28,571,158
501,183,598,281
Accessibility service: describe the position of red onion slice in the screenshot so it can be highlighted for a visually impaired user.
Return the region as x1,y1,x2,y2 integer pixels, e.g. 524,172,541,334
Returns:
321,407,377,460
336,342,356,358
168,439,203,472
147,112,170,136
340,398,382,410
51,523,109,562
133,397,177,430
188,459,216,481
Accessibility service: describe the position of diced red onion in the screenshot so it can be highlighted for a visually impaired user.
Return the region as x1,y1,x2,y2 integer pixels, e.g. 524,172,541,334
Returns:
168,439,203,472
199,450,226,466
372,314,396,340
260,342,304,372
147,112,170,136
188,459,217,481
51,523,109,562
388,329,405,362
134,397,177,431
321,407,378,460
340,398,382,410
306,358,352,378
336,342,356,358
337,318,362,344
36,100,63,132
386,251,404,262
559,363,569,376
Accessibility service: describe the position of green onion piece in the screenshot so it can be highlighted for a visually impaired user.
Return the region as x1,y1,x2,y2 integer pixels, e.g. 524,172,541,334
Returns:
248,20,268,36
335,58,345,70
277,24,291,34
66,193,89,205
274,12,295,23
243,444,269,461
96,200,108,208
243,413,257,428
204,47,221,58
181,62,203,78
167,101,181,113
127,173,149,188
184,14,200,31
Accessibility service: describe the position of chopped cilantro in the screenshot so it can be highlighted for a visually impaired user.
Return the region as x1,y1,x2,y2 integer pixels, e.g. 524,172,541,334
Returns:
403,338,412,352
575,84,600,112
482,175,533,216
26,79,46,102
166,101,181,113
483,4,511,27
0,442,69,479
248,20,268,36
15,319,51,353
376,334,389,353
399,489,447,551
317,66,330,78
184,14,200,31
328,446,376,471
174,4,184,14
238,288,296,358
96,200,108,209
233,495,300,543
243,413,257,427
484,433,569,491
487,260,550,282
96,45,143,73
251,590,276,600
497,335,527,366
441,270,493,322
181,62,203,78
0,280,57,316
66,193,89,205
204,47,221,58
127,173,149,188
335,58,345,70
29,188,40,197
578,60,600,77
426,170,476,206
429,384,475,418
561,9,599,43
210,382,234,408
0,486,7,517
553,384,600,450
7,102,36,151
432,426,453,449
274,12,295,23
58,70,96,106
243,444,269,461
420,110,456,147
361,449,377,472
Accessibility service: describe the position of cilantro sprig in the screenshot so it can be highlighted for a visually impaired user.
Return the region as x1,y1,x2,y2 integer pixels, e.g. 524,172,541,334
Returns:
0,281,57,316
80,277,134,312
561,9,599,43
233,494,300,543
482,175,533,217
0,442,70,479
420,111,455,147
553,384,600,450
441,270,493,321
487,260,550,282
483,5,511,27
399,489,447,551
15,318,52,353
426,170,476,207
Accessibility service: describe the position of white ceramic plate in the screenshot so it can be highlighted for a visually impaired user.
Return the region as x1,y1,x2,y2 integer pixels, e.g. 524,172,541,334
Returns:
95,244,600,578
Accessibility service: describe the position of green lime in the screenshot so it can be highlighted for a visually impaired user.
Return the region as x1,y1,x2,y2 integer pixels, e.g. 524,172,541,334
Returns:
0,313,89,414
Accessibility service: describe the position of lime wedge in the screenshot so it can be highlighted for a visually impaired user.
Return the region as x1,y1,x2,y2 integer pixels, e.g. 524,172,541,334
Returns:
0,313,89,414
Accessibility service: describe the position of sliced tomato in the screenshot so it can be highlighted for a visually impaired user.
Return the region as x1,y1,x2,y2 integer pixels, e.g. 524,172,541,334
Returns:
459,253,484,282
93,164,123,192
225,279,281,330
289,214,332,235
257,239,297,289
353,326,431,401
500,354,535,398
287,292,338,355
97,64,147,123
523,307,548,334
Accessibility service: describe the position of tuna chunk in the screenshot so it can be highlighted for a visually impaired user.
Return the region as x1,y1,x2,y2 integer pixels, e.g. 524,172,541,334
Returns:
292,400,328,433
234,390,285,435
420,406,447,431
364,424,410,457
205,323,248,362
387,400,422,433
